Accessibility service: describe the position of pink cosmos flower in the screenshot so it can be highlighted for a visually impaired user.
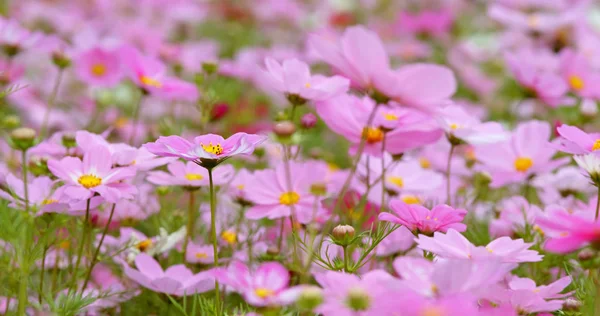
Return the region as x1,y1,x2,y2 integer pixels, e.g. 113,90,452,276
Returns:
554,124,600,155
0,18,43,54
488,276,572,314
262,57,349,102
244,162,317,223
379,200,467,234
559,49,600,99
120,46,199,101
185,242,214,265
144,133,267,167
123,253,215,296
476,120,569,187
395,10,454,37
489,196,544,237
0,174,59,212
536,207,600,253
415,229,543,263
436,104,508,145
74,47,123,87
316,94,442,156
147,161,234,187
48,145,137,203
216,261,294,307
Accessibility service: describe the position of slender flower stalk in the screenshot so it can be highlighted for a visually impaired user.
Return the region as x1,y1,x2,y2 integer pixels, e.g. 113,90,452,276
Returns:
380,134,387,212
128,90,144,144
38,222,50,304
40,68,64,138
208,168,221,315
69,199,91,294
80,203,117,293
343,246,350,273
596,186,600,221
446,144,455,205
17,150,31,316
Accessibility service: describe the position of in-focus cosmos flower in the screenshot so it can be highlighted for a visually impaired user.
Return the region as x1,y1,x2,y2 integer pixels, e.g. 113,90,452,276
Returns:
378,200,467,234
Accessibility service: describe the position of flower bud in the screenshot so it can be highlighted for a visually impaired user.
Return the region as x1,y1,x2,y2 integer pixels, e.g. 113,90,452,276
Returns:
51,52,71,69
286,94,307,106
345,287,371,312
61,133,77,148
273,121,296,138
10,127,36,150
2,44,20,57
563,298,582,311
2,115,20,129
332,225,356,246
210,103,229,122
301,113,317,129
266,246,280,256
578,249,595,261
202,62,218,75
296,286,323,311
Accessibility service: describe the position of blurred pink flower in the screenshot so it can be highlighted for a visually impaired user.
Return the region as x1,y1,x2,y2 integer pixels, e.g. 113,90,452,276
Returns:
379,200,467,234
436,104,508,145
536,207,600,253
74,47,123,87
147,161,234,187
555,124,600,155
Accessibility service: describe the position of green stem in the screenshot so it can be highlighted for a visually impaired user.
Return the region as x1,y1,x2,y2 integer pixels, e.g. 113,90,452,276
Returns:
182,190,196,260
38,222,50,304
69,199,91,294
282,145,299,263
277,218,285,252
446,144,455,205
80,203,116,293
128,90,144,145
17,149,30,315
40,68,64,138
343,246,349,273
208,168,221,315
595,270,600,316
380,134,387,212
50,251,60,296
595,186,600,221
21,150,29,213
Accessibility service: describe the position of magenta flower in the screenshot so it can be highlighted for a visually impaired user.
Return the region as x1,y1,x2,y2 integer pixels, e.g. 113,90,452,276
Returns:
144,133,267,167
436,104,508,145
489,196,543,237
48,145,137,203
147,161,234,187
262,57,349,102
555,124,600,155
476,120,569,187
123,253,215,296
244,162,316,223
216,261,293,307
379,200,467,234
185,242,214,265
395,10,454,37
416,229,542,263
0,174,59,212
74,47,123,87
489,276,573,314
559,49,600,98
536,207,600,253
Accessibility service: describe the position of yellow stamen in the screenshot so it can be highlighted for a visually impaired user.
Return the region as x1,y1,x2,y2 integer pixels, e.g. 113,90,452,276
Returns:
383,113,398,121
195,252,208,259
362,127,384,143
533,225,544,236
304,82,311,88
201,142,224,155
139,75,162,88
42,199,58,205
514,157,533,173
486,246,493,253
221,231,237,244
185,173,204,181
592,139,600,151
91,64,106,76
401,195,420,204
569,75,585,91
419,157,431,169
255,288,274,299
527,14,540,27
236,184,245,190
115,117,128,128
420,306,444,316
449,123,460,130
279,191,300,205
59,240,70,249
136,239,153,252
78,174,102,189
388,176,404,188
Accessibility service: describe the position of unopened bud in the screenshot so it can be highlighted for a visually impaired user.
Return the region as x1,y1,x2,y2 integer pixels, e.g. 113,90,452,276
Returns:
2,115,20,129
202,62,218,75
61,133,77,148
332,225,356,246
578,249,595,261
10,127,36,150
581,99,598,117
273,121,296,138
296,286,323,311
51,52,71,69
346,287,371,312
267,246,280,256
301,113,317,129
563,298,582,311
286,94,307,106
2,44,20,57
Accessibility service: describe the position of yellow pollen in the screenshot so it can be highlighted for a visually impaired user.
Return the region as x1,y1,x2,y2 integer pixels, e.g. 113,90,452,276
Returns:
388,176,404,188
42,199,58,205
185,173,204,181
255,288,274,299
426,215,431,220
420,306,445,316
362,127,384,143
592,139,600,151
59,240,70,249
304,82,311,88
449,123,460,130
201,142,223,155
91,64,106,76
236,184,245,190
514,157,533,173
527,14,540,27
279,191,300,205
465,148,476,161
195,252,208,259
139,75,162,88
136,239,153,252
533,225,544,236
384,113,399,121
115,117,128,128
568,75,585,91
327,163,340,172
486,246,493,253
559,232,569,237
419,157,431,169
78,174,102,189
430,284,439,295
401,195,420,204
221,231,237,244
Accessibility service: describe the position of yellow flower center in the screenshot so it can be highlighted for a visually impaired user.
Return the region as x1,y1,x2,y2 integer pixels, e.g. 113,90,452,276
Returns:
449,123,460,130
139,75,162,88
185,173,204,181
514,157,533,173
279,191,300,205
115,117,128,128
388,176,404,188
533,225,544,236
383,113,398,121
465,148,476,161
401,195,420,204
78,174,102,189
236,184,245,190
91,63,106,76
59,240,70,249
42,199,58,205
221,231,237,244
592,139,600,151
195,252,208,259
420,306,445,316
568,75,585,91
527,14,539,27
136,239,153,252
201,142,224,155
255,288,274,299
419,157,431,169
362,127,384,143
304,82,311,88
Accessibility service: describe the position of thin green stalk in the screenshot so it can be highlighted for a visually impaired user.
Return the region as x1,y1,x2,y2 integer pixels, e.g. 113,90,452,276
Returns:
208,168,221,315
80,203,116,293
38,222,50,304
128,90,144,145
40,68,64,138
343,246,350,273
182,190,196,260
282,145,299,263
277,218,285,251
69,199,91,294
21,150,29,213
595,270,600,316
380,134,387,212
446,144,455,205
50,251,60,296
17,149,30,315
595,185,600,221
